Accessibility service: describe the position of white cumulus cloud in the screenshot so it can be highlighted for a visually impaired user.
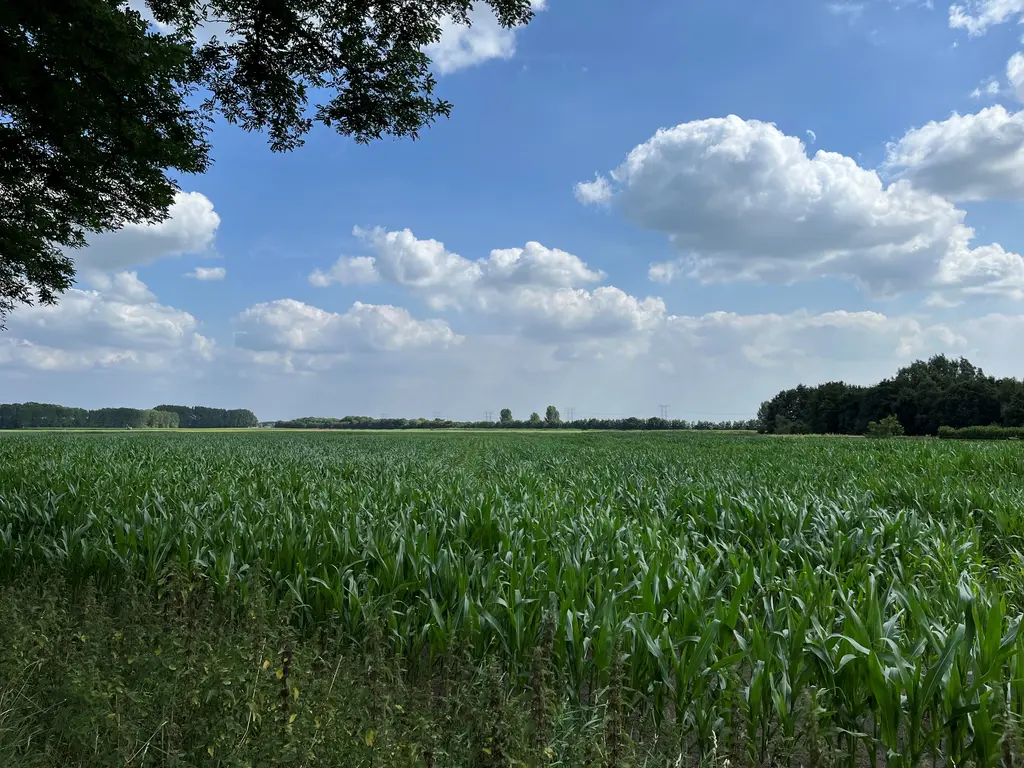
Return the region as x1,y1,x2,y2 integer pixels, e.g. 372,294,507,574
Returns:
574,175,613,205
577,114,1024,302
510,286,666,339
348,226,604,296
234,299,461,363
884,105,1024,201
321,226,664,345
0,273,214,371
479,242,606,289
74,191,220,274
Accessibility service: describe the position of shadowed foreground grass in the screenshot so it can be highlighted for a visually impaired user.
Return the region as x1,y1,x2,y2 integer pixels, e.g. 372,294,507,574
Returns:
0,577,672,767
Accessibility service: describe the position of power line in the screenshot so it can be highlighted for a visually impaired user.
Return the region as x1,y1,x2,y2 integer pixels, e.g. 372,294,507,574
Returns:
432,411,441,420
658,404,670,420
566,406,576,422
484,410,493,422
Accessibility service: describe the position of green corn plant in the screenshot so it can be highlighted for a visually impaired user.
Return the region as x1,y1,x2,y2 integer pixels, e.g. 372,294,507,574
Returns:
0,429,1023,763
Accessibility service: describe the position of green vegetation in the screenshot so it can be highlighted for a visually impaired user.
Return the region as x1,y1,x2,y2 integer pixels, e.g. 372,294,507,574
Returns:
152,405,259,429
0,403,179,429
2,430,1024,765
758,354,1024,435
0,402,258,429
865,414,905,438
2,578,611,767
938,425,1024,440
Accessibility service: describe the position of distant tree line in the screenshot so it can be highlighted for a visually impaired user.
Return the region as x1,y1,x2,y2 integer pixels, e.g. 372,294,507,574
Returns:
275,407,758,431
0,403,258,429
0,403,178,429
757,355,1024,436
153,405,259,429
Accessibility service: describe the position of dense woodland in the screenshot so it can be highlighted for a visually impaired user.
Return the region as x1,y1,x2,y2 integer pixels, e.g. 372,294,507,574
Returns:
757,355,1024,436
0,403,258,429
152,405,260,429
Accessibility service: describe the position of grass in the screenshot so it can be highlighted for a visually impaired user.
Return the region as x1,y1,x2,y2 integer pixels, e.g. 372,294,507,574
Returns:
0,577,616,767
1,430,1023,766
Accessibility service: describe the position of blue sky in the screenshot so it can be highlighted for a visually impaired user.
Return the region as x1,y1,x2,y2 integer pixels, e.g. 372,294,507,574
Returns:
3,0,1024,421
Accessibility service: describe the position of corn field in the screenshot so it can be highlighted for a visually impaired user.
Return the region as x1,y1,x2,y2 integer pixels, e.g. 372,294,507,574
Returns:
2,430,1024,765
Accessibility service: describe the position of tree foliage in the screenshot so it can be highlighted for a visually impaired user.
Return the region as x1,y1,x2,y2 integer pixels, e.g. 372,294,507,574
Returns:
0,402,179,429
865,414,904,439
0,402,258,428
544,405,560,425
757,355,1024,436
1,0,210,323
0,0,537,319
154,404,259,428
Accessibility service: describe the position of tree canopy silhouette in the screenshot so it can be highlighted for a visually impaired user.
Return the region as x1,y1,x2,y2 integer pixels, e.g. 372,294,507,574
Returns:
757,355,1024,436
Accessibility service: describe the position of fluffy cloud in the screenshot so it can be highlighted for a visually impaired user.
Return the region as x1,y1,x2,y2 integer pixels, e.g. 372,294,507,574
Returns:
186,266,227,281
234,299,461,367
578,115,1024,301
478,242,605,289
87,271,157,303
309,226,663,345
949,0,1024,34
309,257,378,287
0,273,214,371
884,106,1024,201
426,0,546,74
347,227,605,296
574,175,613,205
348,227,479,294
74,191,220,274
1010,53,1024,102
509,286,665,341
